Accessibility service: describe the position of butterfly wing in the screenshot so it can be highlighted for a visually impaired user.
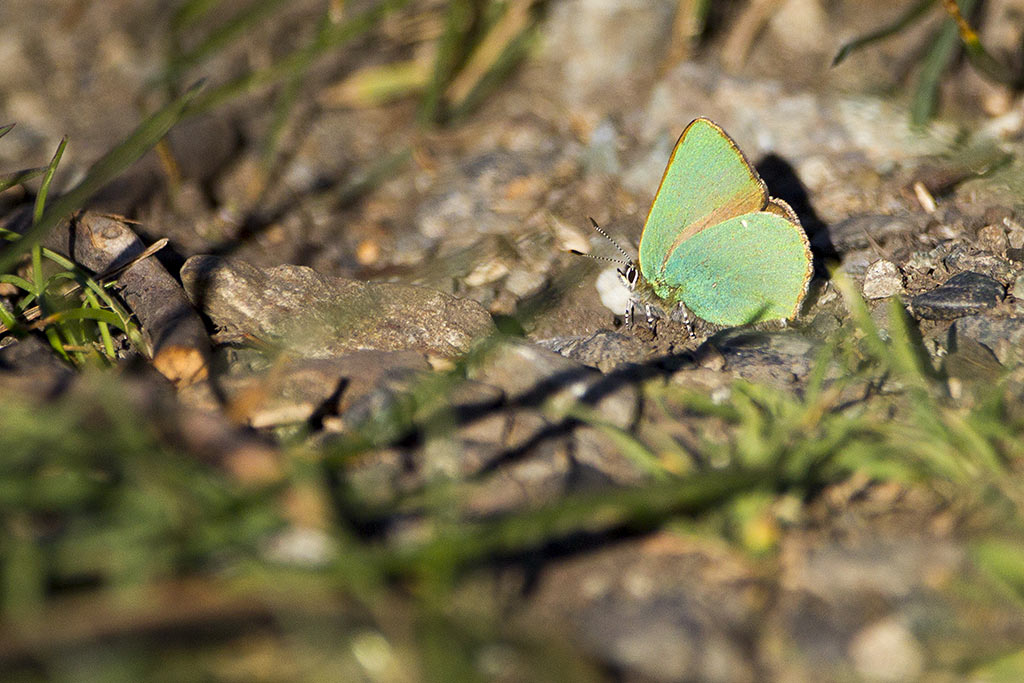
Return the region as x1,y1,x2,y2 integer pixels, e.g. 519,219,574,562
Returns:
661,211,812,325
638,118,768,283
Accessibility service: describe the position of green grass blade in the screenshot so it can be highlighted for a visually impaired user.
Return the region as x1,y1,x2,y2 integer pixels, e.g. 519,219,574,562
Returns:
448,17,537,123
0,123,14,139
0,301,18,332
41,306,131,332
161,0,288,85
171,0,223,32
0,166,48,194
380,466,769,580
832,0,936,66
0,274,35,292
0,81,203,274
563,403,670,480
33,137,68,224
189,0,411,116
84,289,116,358
420,0,475,124
912,0,978,126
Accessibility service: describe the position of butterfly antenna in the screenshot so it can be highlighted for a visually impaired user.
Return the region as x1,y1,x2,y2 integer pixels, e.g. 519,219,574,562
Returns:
568,249,631,267
588,217,633,262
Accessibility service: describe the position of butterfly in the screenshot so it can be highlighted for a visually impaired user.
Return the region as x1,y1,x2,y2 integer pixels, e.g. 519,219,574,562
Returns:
584,118,813,334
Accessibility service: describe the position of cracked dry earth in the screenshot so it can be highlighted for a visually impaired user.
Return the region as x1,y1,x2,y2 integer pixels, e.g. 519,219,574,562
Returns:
6,0,1024,681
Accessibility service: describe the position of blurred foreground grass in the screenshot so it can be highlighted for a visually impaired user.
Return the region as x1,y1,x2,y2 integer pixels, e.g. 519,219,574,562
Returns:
5,279,1024,680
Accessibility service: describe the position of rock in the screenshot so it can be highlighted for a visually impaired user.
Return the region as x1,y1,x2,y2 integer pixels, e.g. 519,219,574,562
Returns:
977,223,1009,254
698,329,819,389
180,256,495,359
469,338,638,429
595,267,631,317
215,351,432,428
951,315,1024,365
943,244,1016,283
527,534,760,683
848,617,925,682
540,329,651,372
862,260,902,299
943,336,1003,386
911,272,1004,320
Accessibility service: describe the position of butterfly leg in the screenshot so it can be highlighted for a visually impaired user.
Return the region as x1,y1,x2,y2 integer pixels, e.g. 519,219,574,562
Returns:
644,303,659,336
673,302,695,339
624,301,635,328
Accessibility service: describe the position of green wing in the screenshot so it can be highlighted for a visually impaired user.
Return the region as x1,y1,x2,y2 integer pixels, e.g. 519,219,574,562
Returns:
638,118,768,283
657,211,812,326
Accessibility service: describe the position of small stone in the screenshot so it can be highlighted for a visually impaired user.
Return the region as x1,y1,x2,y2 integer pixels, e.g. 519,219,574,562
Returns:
1014,274,1024,301
848,616,924,682
596,267,632,315
977,223,1009,254
541,330,649,372
1007,247,1024,263
952,315,1024,365
911,272,1004,320
862,260,902,299
944,244,1015,282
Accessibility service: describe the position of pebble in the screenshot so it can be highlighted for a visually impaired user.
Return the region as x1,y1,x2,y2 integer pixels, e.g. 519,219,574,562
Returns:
977,223,1009,254
862,260,902,299
911,272,1004,320
943,245,1015,282
952,315,1024,365
848,616,925,682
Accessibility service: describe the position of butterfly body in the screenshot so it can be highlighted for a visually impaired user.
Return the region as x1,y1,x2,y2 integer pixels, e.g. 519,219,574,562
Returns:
623,118,813,329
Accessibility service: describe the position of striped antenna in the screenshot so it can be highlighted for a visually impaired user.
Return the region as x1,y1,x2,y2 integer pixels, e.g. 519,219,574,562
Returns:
568,217,634,266
588,217,633,262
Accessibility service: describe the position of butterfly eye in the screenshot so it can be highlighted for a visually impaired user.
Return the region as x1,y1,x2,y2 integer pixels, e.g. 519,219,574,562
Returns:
620,266,638,290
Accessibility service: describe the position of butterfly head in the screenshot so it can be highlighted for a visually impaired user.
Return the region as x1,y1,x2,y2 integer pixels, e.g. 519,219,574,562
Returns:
618,263,640,292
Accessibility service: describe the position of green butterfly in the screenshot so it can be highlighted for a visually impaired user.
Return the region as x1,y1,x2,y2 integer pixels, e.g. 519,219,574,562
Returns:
592,118,813,332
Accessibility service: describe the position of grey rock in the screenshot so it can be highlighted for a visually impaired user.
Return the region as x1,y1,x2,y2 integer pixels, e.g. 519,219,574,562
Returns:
952,315,1024,365
944,244,1016,283
217,351,432,428
862,260,902,299
911,272,1005,320
540,330,651,372
977,223,1010,254
470,338,638,429
698,329,819,388
848,617,925,683
181,256,495,358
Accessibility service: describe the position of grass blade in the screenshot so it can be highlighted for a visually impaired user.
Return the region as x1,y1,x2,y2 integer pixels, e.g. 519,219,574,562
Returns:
0,167,48,194
33,137,68,224
420,0,476,123
941,0,1020,85
160,0,289,85
189,0,411,116
832,0,936,66
0,81,203,274
912,0,978,126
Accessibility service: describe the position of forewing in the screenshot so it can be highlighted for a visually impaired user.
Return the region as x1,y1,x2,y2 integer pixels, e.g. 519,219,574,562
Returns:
662,211,812,326
638,118,768,282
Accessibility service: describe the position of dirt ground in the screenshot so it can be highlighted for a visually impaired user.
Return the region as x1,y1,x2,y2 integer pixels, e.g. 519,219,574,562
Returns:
5,1,1024,681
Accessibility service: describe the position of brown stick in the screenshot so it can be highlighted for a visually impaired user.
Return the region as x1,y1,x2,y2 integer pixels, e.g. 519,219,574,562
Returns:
42,212,210,386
